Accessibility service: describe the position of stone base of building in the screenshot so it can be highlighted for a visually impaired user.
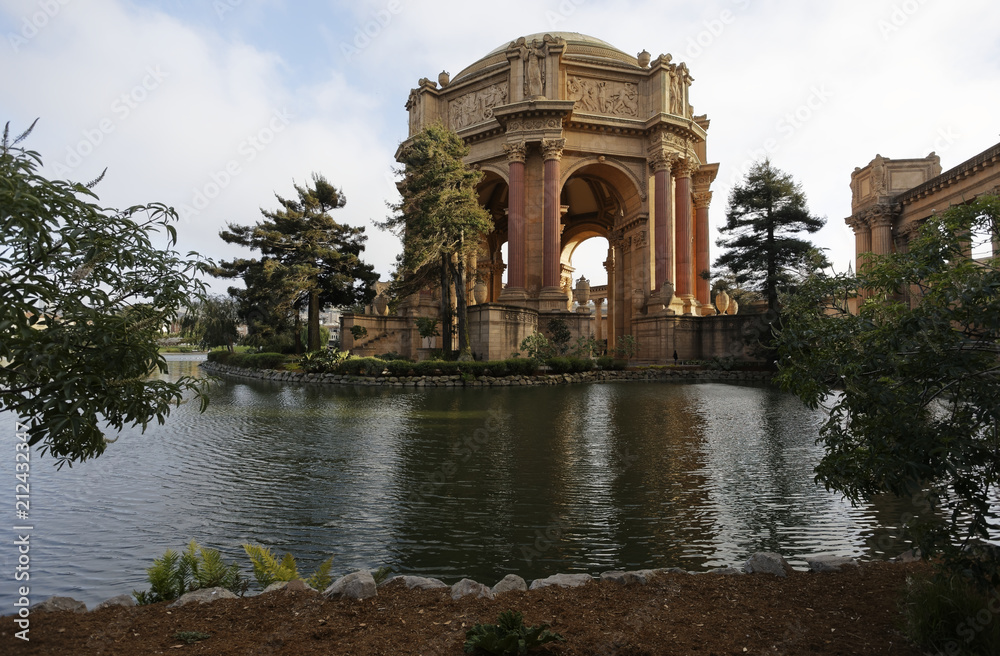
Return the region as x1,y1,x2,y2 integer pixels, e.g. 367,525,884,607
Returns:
342,304,766,363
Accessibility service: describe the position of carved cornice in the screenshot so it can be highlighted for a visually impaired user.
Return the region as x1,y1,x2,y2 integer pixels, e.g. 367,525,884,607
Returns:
541,138,566,161
502,141,527,164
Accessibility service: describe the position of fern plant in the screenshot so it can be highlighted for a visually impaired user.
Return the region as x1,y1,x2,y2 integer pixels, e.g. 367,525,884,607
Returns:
242,543,334,591
133,541,246,605
464,610,565,655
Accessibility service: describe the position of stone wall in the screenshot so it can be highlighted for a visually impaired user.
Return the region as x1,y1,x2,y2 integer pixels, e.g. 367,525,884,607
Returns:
201,361,773,388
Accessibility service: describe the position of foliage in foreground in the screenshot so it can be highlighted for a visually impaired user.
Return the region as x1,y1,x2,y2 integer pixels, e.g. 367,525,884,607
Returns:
1,121,209,466
242,543,334,591
902,572,1000,656
464,610,565,655
133,541,246,605
776,195,1000,588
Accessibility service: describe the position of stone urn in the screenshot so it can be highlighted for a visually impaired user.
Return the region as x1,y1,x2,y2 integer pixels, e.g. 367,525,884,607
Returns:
438,70,450,87
373,294,388,316
716,290,731,315
575,276,591,306
727,299,739,315
637,50,651,68
473,279,488,305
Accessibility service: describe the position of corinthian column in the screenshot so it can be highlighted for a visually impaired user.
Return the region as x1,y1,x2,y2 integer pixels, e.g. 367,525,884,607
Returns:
693,190,713,309
650,151,677,291
541,138,565,290
673,159,696,304
869,207,894,256
500,141,527,301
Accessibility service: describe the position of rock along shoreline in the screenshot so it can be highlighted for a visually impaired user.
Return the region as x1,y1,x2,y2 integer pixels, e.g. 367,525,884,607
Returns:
30,552,869,613
199,361,774,388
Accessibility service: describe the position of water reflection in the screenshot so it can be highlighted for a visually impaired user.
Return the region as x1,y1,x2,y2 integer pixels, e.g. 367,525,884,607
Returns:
0,359,937,607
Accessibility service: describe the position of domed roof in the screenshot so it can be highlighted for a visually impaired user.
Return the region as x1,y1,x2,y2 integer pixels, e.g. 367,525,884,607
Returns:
452,32,639,83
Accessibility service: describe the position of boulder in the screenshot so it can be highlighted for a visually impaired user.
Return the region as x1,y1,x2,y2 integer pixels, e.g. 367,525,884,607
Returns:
707,567,742,575
528,573,593,590
94,594,136,610
32,596,86,613
262,579,316,594
383,575,449,590
600,571,641,585
806,556,858,573
450,578,495,601
324,570,377,600
492,574,527,595
743,552,793,577
168,587,237,608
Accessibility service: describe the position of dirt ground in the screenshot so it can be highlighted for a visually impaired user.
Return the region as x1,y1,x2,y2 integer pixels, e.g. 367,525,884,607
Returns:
2,561,928,655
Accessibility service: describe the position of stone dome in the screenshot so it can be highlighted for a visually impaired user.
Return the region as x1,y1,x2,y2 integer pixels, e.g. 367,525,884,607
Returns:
452,32,639,83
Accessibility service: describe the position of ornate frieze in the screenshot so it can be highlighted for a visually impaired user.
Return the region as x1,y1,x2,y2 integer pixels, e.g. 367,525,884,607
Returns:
449,83,509,131
567,76,640,118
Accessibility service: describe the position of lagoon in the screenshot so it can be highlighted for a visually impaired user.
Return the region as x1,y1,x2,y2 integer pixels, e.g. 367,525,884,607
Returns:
0,355,921,608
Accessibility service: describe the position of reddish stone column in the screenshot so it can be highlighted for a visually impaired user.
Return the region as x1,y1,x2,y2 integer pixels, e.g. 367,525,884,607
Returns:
541,138,565,289
651,153,675,290
693,190,712,307
502,141,527,292
673,159,695,298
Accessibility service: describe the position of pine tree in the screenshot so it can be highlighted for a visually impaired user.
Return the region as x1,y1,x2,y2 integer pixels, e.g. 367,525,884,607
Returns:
215,174,378,352
714,160,826,314
381,123,493,359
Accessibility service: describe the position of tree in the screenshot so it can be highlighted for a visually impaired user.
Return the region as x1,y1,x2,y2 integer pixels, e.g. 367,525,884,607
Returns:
182,295,239,350
381,123,493,359
714,159,827,314
0,121,208,466
214,174,377,352
776,194,1000,586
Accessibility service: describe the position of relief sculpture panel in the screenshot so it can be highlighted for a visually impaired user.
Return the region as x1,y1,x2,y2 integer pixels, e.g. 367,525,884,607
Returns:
449,83,509,130
567,76,639,118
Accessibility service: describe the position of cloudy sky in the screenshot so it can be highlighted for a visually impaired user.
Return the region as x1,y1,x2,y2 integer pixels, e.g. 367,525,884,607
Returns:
3,0,998,294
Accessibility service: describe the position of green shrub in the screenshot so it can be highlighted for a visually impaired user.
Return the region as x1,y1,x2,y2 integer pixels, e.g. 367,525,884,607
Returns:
133,541,246,605
902,573,1000,655
519,332,555,362
596,356,627,370
223,352,287,370
464,610,565,655
206,350,232,364
242,543,334,591
376,351,409,361
613,335,639,359
350,325,368,340
299,349,350,373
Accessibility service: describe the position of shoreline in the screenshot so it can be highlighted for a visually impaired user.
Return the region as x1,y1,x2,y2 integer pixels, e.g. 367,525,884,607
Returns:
199,360,774,387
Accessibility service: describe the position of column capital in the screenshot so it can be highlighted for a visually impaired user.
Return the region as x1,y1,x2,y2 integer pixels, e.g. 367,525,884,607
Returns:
648,149,679,172
846,213,871,233
672,158,698,178
503,141,527,164
541,138,566,161
865,203,898,229
692,190,713,209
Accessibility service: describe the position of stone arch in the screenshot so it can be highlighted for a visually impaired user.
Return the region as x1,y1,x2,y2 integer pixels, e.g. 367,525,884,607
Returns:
560,157,646,216
474,170,510,302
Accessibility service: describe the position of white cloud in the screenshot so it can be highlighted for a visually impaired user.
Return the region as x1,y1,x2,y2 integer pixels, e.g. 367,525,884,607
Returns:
3,0,998,293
